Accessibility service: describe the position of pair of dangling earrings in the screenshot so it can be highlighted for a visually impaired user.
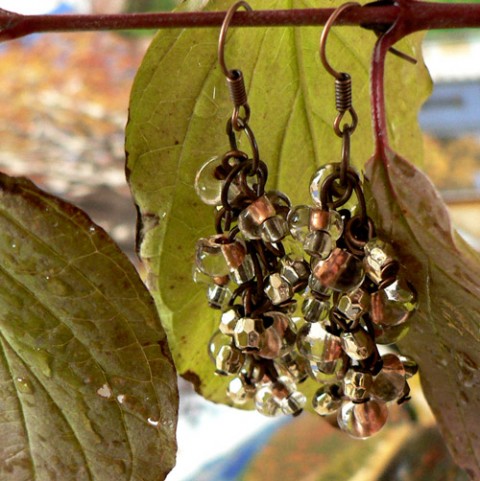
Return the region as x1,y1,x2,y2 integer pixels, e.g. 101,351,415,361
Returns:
193,1,418,439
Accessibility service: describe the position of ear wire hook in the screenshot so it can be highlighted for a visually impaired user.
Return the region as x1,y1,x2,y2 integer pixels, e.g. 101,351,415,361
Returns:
320,2,359,137
218,1,252,80
218,1,253,131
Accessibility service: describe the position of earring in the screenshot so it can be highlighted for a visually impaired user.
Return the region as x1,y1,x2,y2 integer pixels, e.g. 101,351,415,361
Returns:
193,0,309,416
192,1,419,438
289,2,419,438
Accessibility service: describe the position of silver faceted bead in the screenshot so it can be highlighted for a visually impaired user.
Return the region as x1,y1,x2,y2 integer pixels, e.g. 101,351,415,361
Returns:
343,369,373,401
215,345,245,376
336,288,370,322
364,238,399,286
264,273,293,305
371,278,417,327
340,327,376,361
302,296,330,323
219,306,242,336
234,317,266,352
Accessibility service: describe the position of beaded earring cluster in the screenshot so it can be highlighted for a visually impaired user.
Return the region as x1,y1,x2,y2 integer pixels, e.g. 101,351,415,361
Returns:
192,1,418,439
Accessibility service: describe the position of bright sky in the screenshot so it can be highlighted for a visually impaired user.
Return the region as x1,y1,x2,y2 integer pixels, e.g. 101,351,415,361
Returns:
0,0,88,14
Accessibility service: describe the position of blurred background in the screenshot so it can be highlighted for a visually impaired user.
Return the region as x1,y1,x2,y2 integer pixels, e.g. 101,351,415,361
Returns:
0,1,477,480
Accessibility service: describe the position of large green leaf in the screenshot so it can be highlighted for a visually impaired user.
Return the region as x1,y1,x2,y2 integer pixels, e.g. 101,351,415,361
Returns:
126,0,430,402
0,173,178,480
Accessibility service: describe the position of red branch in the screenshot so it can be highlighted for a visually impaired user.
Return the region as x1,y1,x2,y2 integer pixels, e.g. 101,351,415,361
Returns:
1,2,480,42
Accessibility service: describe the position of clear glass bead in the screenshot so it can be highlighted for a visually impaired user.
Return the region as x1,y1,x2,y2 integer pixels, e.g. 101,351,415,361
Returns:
308,356,347,384
227,376,255,405
310,164,359,211
311,248,365,293
374,322,410,345
264,273,293,305
219,306,242,336
309,208,344,241
260,312,297,359
326,210,344,240
371,353,406,402
287,205,310,242
310,163,336,207
364,238,399,285
337,399,388,439
302,296,330,323
308,274,332,297
207,284,232,310
261,215,288,243
280,256,310,287
233,317,266,352
371,278,417,327
193,266,229,286
195,235,230,277
277,352,309,383
208,331,233,364
215,345,245,376
296,322,343,363
312,385,342,416
336,288,370,321
230,254,255,285
343,369,373,401
399,355,419,379
194,156,224,205
340,327,376,361
255,384,283,417
281,390,306,416
238,195,276,240
220,240,246,269
303,230,334,259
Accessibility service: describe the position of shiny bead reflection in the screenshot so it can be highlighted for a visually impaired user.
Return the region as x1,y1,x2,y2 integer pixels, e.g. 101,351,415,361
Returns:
287,205,310,242
264,273,293,305
215,345,245,376
338,399,388,439
195,235,230,277
371,354,406,402
302,296,330,323
234,317,266,352
312,385,342,416
311,248,365,292
364,238,399,285
255,384,283,417
297,322,343,363
227,376,254,405
340,327,376,361
343,369,373,401
371,278,417,327
194,156,224,205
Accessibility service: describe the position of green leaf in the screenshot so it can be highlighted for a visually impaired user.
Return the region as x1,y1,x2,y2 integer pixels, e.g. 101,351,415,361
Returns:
0,173,178,480
367,147,480,479
126,0,430,403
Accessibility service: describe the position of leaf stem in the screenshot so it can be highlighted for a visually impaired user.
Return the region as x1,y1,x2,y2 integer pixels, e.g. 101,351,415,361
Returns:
1,2,480,42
